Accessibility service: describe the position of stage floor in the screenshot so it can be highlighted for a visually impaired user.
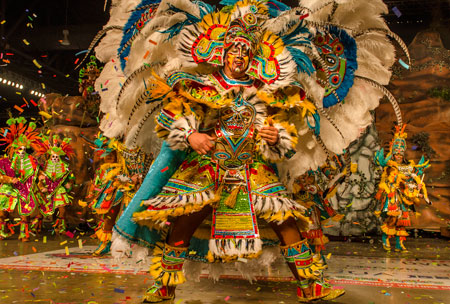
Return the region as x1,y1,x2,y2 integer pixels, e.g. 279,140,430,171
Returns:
0,233,448,304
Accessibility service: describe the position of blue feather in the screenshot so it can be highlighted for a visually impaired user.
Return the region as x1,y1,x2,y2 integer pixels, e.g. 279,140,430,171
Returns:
119,0,162,71
287,46,315,75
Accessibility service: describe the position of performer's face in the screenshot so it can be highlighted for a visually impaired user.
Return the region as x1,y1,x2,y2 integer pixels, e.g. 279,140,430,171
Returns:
16,146,26,158
224,43,251,79
50,152,60,162
394,153,403,163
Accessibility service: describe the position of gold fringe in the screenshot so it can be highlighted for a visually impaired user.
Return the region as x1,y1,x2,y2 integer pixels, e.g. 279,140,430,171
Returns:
224,186,240,209
95,229,112,242
149,244,187,286
381,224,397,236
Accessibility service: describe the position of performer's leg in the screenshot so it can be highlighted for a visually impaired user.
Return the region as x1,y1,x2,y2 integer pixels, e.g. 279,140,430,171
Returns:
0,211,13,240
270,217,344,302
19,215,30,242
144,206,212,303
381,216,397,251
55,206,67,234
93,203,122,256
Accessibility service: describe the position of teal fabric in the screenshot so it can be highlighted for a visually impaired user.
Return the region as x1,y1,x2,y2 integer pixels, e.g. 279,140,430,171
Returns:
113,142,187,248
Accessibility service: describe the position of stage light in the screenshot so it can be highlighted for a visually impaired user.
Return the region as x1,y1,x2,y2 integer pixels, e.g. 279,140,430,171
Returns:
2,79,6,84
15,83,19,88
31,90,35,94
19,85,23,89
0,78,2,82
7,80,11,85
11,82,15,87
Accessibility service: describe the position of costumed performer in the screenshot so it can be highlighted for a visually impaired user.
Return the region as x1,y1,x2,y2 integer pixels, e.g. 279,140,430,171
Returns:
34,135,75,235
374,125,431,252
0,117,41,241
82,0,409,302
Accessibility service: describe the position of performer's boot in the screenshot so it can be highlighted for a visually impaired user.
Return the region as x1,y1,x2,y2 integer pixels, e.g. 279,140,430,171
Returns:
92,229,112,257
30,217,43,235
280,239,344,302
381,233,391,251
53,218,67,235
143,243,188,303
18,221,30,242
395,234,408,252
0,221,14,240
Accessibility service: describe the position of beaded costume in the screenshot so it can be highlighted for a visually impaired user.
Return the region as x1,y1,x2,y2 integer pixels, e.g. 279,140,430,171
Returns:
83,0,408,301
374,125,431,252
0,117,41,241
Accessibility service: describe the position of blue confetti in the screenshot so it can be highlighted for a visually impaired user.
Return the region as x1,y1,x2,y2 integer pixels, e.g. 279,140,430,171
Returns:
75,50,89,56
30,292,35,297
114,288,125,293
399,59,410,69
392,6,402,17
412,145,418,150
13,251,18,256
3,129,8,137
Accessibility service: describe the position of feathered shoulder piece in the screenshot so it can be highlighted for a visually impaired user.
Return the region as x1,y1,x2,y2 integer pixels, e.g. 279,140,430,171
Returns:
0,116,41,158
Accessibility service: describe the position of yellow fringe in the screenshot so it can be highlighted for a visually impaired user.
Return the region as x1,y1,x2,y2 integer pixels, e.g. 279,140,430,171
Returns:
95,229,112,242
381,224,397,236
149,244,187,286
396,230,409,237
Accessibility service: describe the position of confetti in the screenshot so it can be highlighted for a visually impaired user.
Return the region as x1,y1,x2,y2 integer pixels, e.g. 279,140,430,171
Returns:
22,39,30,45
149,39,157,45
60,240,68,245
3,129,8,137
161,166,169,173
66,231,74,238
224,296,231,301
0,20,5,24
65,246,70,256
174,240,184,246
32,59,42,69
143,50,150,59
32,246,37,252
14,105,24,113
392,6,402,17
399,59,410,69
78,239,83,249
114,288,125,293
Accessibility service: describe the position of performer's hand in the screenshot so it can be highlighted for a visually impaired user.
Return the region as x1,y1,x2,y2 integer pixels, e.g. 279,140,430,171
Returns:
188,132,216,155
131,174,141,184
260,126,279,145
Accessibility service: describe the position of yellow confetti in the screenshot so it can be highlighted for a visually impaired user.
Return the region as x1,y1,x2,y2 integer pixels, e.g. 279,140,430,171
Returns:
60,240,67,245
23,39,30,45
0,20,5,24
41,83,46,89
32,59,42,69
65,246,70,256
78,239,83,249
43,236,47,243
326,253,332,260
38,111,52,119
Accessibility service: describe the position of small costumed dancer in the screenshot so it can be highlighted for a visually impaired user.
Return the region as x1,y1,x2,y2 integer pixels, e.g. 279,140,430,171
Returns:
82,134,151,256
83,0,408,302
374,125,431,252
34,135,75,235
0,117,41,241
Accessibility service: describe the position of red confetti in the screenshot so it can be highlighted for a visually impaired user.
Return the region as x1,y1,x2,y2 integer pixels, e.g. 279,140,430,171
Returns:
149,39,157,45
30,99,37,106
74,58,79,64
174,240,184,246
161,166,169,173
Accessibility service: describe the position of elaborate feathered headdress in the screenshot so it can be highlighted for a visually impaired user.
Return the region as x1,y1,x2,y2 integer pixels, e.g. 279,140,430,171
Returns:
390,124,407,156
35,134,75,158
0,117,41,158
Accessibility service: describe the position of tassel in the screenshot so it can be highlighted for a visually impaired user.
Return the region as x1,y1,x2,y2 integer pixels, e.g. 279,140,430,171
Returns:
224,186,240,209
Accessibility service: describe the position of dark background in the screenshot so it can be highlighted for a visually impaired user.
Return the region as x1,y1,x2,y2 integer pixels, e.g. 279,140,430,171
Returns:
0,0,448,121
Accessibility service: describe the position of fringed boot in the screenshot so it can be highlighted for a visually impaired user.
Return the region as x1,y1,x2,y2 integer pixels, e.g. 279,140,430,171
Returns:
381,232,390,251
143,243,188,303
92,229,112,257
0,220,14,240
395,229,408,252
280,239,344,302
18,221,30,242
